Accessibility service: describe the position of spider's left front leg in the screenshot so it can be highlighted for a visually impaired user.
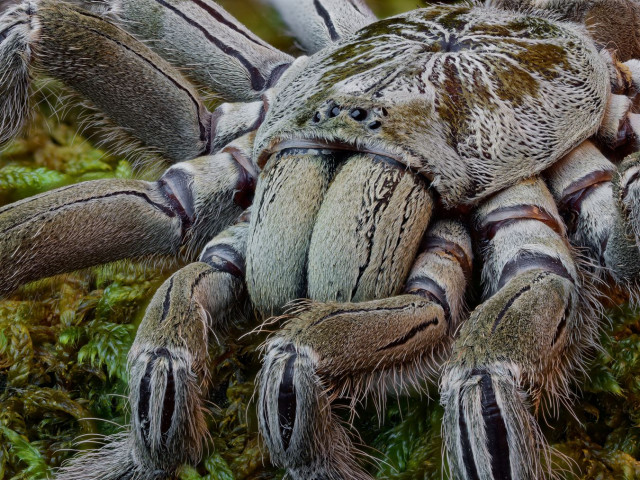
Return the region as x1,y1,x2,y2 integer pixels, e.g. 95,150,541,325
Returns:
56,219,250,480
441,178,590,480
258,220,472,479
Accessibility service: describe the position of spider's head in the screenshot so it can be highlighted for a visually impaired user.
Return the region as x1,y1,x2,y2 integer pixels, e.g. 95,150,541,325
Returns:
254,10,449,177
255,5,610,206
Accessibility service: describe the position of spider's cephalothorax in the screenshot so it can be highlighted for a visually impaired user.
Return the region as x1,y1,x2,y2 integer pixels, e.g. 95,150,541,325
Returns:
2,0,640,479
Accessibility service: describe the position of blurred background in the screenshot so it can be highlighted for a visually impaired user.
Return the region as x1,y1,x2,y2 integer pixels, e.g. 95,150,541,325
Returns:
0,1,639,479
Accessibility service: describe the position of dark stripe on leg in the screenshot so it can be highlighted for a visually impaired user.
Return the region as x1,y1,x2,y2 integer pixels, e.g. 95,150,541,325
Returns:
313,0,339,41
0,21,27,42
478,372,512,480
404,275,451,322
478,205,564,242
558,170,613,215
497,252,573,290
459,399,481,480
1,190,178,235
160,354,175,438
153,0,272,92
138,358,155,446
347,0,365,15
201,244,246,278
491,284,531,334
377,318,439,351
278,349,297,451
160,277,175,324
309,305,413,328
159,168,196,235
420,235,473,281
189,0,270,48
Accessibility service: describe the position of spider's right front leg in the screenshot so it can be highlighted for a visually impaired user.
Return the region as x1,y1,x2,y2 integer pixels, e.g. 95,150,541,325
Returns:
57,219,249,480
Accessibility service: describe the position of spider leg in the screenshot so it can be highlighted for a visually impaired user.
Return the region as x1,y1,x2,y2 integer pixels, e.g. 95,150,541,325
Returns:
0,1,266,161
56,218,249,480
258,219,472,480
0,135,255,297
546,140,640,284
441,178,590,480
265,0,377,53
544,53,640,285
72,0,293,101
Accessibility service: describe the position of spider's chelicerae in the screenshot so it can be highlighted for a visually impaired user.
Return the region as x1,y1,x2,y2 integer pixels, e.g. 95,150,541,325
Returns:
1,0,640,478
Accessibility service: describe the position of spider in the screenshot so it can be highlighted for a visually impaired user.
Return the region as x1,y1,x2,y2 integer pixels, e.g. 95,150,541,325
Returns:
1,0,640,478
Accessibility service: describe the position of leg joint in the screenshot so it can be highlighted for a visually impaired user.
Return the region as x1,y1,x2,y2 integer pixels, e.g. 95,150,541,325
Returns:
498,252,575,290
159,167,195,241
477,204,564,243
199,243,245,278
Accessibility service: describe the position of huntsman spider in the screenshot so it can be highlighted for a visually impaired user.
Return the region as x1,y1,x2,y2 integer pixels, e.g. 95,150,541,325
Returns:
1,0,640,478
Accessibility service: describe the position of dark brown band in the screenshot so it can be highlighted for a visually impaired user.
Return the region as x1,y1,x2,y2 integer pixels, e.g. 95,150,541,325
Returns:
497,252,574,290
404,275,451,322
478,205,564,242
159,168,196,240
420,235,472,281
558,170,613,214
200,243,245,278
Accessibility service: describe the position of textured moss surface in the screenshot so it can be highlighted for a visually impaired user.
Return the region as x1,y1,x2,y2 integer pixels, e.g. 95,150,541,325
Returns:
1,1,639,479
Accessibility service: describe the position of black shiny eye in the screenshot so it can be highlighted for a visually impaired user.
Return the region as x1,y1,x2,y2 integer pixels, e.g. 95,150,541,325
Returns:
349,108,368,121
329,106,341,117
368,121,382,130
312,111,321,123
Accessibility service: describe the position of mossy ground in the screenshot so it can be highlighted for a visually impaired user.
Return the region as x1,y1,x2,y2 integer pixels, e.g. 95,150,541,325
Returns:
1,1,640,479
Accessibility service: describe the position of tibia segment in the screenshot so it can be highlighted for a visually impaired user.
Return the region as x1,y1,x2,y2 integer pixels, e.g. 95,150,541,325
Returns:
442,178,588,480
471,178,589,394
265,0,377,53
0,142,254,296
60,221,248,478
259,292,461,479
114,0,293,101
0,0,211,162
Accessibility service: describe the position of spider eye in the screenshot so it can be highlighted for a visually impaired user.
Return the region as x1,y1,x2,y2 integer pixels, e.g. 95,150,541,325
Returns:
350,108,368,121
368,121,382,130
312,111,321,123
329,106,341,117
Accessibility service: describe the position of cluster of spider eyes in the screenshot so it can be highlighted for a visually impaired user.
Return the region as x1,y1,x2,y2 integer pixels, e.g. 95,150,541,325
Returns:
312,101,389,130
